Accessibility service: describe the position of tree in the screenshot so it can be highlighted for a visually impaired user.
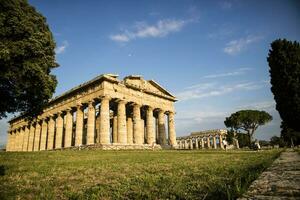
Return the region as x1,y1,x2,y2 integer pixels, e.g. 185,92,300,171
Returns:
267,39,300,145
0,0,58,119
270,135,286,147
224,110,272,147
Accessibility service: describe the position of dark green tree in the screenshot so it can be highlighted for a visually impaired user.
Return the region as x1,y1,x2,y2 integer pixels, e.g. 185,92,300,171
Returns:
270,135,286,147
224,110,272,147
267,39,300,145
0,0,58,119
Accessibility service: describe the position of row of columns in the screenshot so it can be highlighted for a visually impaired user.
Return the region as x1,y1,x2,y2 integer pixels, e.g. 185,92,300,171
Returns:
7,96,176,151
177,135,224,150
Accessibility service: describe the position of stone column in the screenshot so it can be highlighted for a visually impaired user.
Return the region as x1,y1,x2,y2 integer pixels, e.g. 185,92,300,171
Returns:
213,136,217,149
201,137,204,148
127,117,133,144
55,112,63,149
28,124,35,151
20,128,25,151
47,116,55,150
64,109,73,148
34,122,41,151
184,139,188,149
178,140,181,149
190,139,193,149
112,115,118,143
6,133,11,151
133,104,143,144
10,132,14,151
168,111,176,147
158,109,166,145
219,135,224,149
75,104,84,146
87,101,95,145
14,129,19,151
23,126,29,151
146,106,155,145
99,96,110,144
207,136,211,149
195,138,199,149
40,119,48,151
117,100,127,144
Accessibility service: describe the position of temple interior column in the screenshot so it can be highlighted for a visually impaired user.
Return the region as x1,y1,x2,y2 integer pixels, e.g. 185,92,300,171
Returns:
206,136,211,149
75,104,84,146
168,111,176,146
213,136,217,149
87,101,95,145
40,119,48,151
127,117,133,144
55,112,63,149
112,115,118,143
47,116,55,150
133,104,143,144
146,106,155,145
158,109,166,145
34,122,41,151
28,124,35,151
65,109,73,148
117,100,127,144
99,96,110,144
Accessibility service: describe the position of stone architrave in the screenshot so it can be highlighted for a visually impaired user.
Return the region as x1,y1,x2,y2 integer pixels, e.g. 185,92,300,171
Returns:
40,119,48,151
75,104,84,146
87,101,95,145
47,116,55,150
158,109,166,145
146,106,155,145
99,96,110,144
64,109,73,148
55,113,63,149
117,100,127,144
127,117,133,144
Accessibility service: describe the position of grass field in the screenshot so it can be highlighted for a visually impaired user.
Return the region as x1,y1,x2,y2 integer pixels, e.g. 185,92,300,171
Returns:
0,149,281,200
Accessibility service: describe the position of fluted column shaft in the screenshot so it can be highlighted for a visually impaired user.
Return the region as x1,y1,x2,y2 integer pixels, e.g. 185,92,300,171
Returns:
100,97,110,144
23,126,29,151
117,100,127,144
213,136,217,149
207,137,211,149
10,132,15,151
133,104,143,144
168,112,176,146
184,140,188,149
75,105,84,146
20,128,25,151
34,122,41,151
40,119,48,151
55,113,63,149
28,124,35,151
146,106,155,144
6,133,11,151
16,129,21,151
47,117,55,150
190,139,193,149
158,110,166,145
201,138,204,148
112,115,118,143
219,135,224,149
87,101,95,145
65,109,73,148
127,117,133,144
195,138,199,149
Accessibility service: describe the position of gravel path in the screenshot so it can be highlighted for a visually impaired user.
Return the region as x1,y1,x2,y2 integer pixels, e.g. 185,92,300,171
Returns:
239,149,300,200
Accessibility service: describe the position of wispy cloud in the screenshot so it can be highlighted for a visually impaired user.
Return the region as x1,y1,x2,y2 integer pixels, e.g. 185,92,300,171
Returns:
176,80,267,101
219,1,232,10
110,18,193,43
224,35,263,55
202,68,252,79
237,101,276,111
55,40,69,54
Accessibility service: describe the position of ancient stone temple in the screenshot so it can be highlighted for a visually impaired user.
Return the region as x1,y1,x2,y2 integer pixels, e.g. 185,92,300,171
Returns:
177,129,227,149
6,74,177,151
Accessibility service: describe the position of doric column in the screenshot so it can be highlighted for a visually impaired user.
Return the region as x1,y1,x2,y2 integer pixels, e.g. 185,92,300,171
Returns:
64,109,73,148
87,101,95,145
99,96,110,144
75,104,84,146
10,132,15,151
112,115,118,143
20,128,25,151
14,129,19,151
127,117,133,144
16,129,21,151
117,100,127,144
55,112,63,149
158,109,166,145
213,136,217,149
47,116,55,150
184,139,188,149
201,137,204,148
40,119,48,151
168,111,176,146
23,126,30,151
6,132,11,151
195,138,199,149
207,136,211,149
219,135,224,149
28,124,35,151
190,139,193,149
133,104,143,144
146,106,155,145
33,122,41,151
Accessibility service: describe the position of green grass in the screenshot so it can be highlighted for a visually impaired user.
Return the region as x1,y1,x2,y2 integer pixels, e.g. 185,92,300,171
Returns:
0,149,281,200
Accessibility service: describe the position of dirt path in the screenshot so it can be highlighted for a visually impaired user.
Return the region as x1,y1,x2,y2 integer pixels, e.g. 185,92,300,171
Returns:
239,149,300,200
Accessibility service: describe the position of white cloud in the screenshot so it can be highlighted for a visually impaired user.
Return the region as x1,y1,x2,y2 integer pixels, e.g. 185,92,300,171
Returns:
176,80,267,101
55,40,69,54
202,67,252,79
237,101,276,111
224,35,263,55
110,19,190,43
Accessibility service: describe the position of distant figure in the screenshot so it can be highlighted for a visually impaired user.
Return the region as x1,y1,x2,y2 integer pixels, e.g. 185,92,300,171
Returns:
223,140,228,151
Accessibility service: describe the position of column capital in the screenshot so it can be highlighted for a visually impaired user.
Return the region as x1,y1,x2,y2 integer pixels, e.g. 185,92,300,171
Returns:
65,108,72,113
100,95,111,101
115,98,126,104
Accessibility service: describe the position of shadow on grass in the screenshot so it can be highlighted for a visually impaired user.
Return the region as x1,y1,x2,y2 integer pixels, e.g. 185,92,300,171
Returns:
0,165,5,176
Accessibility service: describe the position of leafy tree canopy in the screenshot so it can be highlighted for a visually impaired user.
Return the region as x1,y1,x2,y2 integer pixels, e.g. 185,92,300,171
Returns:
224,110,272,146
0,0,58,119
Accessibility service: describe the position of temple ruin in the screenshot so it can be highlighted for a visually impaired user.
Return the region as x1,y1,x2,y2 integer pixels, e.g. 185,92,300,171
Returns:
6,74,177,151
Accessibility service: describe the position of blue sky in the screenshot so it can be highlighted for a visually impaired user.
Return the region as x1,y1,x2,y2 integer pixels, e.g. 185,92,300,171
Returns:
1,0,300,146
